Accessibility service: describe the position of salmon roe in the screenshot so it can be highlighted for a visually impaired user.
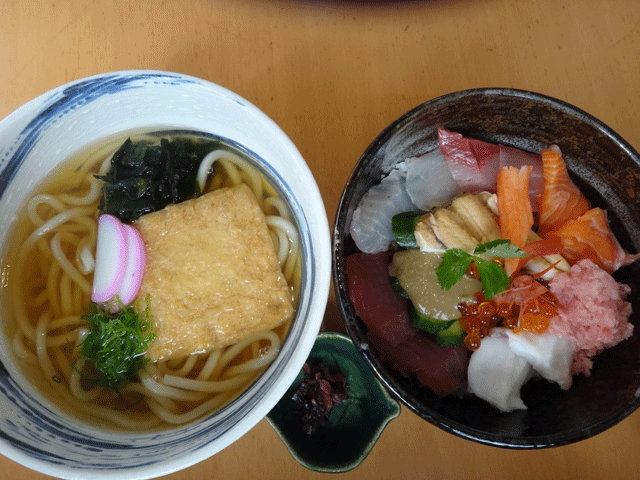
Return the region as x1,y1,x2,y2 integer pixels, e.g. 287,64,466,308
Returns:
458,287,560,351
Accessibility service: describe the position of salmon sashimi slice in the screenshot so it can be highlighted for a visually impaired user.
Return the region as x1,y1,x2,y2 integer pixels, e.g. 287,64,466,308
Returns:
497,165,534,277
514,236,565,275
522,236,564,257
538,146,590,234
551,207,640,273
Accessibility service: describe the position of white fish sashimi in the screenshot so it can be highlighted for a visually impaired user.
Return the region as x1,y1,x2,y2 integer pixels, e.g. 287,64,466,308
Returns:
349,163,416,253
467,329,534,412
506,330,575,390
405,148,461,210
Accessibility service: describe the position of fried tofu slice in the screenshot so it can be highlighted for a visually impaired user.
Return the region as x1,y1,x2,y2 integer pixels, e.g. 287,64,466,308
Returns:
134,184,294,362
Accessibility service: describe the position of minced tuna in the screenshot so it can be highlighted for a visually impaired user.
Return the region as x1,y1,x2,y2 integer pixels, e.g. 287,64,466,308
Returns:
547,259,633,375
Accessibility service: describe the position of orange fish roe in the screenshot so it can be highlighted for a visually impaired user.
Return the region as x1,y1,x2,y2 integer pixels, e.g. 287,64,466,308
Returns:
459,277,559,351
459,293,507,351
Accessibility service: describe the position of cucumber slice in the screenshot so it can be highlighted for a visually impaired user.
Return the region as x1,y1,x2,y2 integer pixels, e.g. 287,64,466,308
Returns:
409,307,454,334
391,211,424,249
389,276,409,298
435,319,465,346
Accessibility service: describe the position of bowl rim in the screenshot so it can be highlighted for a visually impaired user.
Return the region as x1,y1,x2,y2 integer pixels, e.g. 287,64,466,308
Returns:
0,70,332,478
332,87,640,449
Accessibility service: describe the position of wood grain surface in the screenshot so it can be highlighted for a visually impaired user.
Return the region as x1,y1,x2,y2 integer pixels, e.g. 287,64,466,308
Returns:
1,1,639,479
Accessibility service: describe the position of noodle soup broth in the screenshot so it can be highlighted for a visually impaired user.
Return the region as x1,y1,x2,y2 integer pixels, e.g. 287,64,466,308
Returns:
1,130,301,432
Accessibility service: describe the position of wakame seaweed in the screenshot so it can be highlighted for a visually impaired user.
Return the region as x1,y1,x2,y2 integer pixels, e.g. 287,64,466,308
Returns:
97,137,218,222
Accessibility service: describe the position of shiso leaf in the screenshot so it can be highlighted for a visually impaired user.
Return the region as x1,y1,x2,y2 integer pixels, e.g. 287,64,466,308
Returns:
437,240,528,299
473,257,510,300
436,248,474,291
474,239,529,258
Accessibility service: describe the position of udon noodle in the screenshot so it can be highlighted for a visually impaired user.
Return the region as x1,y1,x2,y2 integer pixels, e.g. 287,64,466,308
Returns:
3,133,301,430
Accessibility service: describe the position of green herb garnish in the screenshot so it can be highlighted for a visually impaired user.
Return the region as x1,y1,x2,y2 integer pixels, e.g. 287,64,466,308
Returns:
80,302,155,392
436,240,528,300
437,248,474,289
473,239,529,258
97,137,218,222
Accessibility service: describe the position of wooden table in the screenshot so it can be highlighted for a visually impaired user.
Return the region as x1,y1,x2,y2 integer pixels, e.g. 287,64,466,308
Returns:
1,1,639,479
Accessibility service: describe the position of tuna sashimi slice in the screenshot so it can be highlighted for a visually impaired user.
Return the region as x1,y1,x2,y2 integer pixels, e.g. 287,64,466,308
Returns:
345,251,417,346
369,332,470,398
549,207,640,273
538,146,590,234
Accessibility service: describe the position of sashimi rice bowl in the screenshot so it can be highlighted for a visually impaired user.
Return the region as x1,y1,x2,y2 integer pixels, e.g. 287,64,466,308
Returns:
333,89,640,447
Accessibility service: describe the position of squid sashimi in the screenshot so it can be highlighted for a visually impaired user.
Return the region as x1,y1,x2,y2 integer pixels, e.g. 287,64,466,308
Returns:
513,236,566,278
538,146,590,234
550,207,640,273
467,330,533,411
496,165,534,276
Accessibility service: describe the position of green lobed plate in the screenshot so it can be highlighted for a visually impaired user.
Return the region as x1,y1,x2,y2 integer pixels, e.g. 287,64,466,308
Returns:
266,331,400,473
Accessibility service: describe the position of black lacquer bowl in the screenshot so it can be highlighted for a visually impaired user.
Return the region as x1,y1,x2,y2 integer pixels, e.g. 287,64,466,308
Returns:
332,88,640,448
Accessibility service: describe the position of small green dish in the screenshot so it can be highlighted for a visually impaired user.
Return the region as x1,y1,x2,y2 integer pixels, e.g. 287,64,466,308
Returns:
266,331,400,473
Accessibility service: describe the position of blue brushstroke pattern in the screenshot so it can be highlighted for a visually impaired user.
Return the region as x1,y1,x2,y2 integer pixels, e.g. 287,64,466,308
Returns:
0,73,318,474
0,72,197,198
